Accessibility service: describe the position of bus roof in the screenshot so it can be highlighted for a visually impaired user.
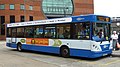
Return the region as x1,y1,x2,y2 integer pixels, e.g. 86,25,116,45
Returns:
7,14,111,27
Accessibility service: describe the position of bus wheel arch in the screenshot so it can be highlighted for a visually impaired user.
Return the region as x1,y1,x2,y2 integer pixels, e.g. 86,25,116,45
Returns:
17,42,22,52
60,45,70,58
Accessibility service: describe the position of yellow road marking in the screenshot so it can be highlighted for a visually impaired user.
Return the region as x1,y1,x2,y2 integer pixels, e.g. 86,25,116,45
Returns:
101,60,120,66
77,59,120,66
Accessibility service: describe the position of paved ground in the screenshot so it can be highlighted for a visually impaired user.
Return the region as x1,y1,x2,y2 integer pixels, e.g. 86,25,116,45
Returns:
0,41,59,67
0,41,120,67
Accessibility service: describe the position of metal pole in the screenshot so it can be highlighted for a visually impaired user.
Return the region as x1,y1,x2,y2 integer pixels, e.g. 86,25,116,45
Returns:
64,8,66,17
24,0,26,22
64,7,68,17
0,16,1,35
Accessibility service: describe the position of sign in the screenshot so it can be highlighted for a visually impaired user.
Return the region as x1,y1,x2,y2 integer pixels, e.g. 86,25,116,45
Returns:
26,38,48,46
97,16,110,22
7,17,72,27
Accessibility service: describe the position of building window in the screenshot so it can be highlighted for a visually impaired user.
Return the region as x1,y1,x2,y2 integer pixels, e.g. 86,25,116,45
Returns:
10,15,15,23
20,16,25,22
20,4,25,10
42,0,73,18
0,4,5,10
0,16,5,35
29,16,33,21
29,5,33,10
10,4,15,10
0,16,5,24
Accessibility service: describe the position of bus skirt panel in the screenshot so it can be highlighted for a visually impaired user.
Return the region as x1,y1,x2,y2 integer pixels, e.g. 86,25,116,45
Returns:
6,43,17,48
6,43,112,58
6,43,60,54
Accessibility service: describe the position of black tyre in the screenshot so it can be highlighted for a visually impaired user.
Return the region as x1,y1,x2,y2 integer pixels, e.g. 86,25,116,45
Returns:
107,53,112,56
60,47,70,58
17,43,22,52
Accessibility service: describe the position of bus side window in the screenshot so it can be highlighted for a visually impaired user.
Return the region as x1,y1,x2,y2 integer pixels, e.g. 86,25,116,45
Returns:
25,27,34,38
34,26,44,38
11,28,17,37
63,30,70,39
44,26,56,38
57,24,70,39
75,23,90,39
16,27,24,38
57,27,64,39
7,28,12,37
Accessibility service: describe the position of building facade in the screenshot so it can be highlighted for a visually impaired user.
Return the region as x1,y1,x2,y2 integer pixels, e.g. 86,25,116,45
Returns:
111,17,120,33
0,0,94,40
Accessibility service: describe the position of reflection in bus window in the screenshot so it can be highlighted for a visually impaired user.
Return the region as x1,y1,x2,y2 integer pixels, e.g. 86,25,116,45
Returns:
34,26,44,38
45,26,56,38
17,27,24,38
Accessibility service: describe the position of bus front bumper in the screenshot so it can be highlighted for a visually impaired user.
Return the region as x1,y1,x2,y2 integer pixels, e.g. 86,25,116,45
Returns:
89,49,112,58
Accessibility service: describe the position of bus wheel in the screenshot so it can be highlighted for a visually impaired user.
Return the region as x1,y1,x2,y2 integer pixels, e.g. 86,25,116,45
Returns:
60,47,70,58
108,53,112,57
17,43,22,52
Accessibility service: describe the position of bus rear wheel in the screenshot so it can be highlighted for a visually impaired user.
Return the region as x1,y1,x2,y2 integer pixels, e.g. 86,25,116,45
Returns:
60,47,70,58
17,43,22,52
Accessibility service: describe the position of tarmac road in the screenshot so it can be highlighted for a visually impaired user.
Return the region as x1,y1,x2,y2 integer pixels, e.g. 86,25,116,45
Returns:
0,41,59,67
0,41,120,67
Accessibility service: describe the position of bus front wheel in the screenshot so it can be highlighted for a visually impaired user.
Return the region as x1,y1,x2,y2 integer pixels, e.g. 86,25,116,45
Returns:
17,43,22,52
60,46,70,58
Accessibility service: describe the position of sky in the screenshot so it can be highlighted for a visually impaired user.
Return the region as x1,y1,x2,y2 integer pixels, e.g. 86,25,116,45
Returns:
94,0,120,17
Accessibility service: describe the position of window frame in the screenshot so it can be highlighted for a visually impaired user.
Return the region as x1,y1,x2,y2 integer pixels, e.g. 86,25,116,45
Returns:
10,15,15,23
29,5,33,10
24,26,34,38
44,25,56,38
20,4,25,10
16,27,25,38
10,4,15,10
7,28,12,37
29,16,33,21
11,28,17,37
56,23,71,39
0,4,5,10
73,22,90,40
20,16,25,22
6,22,91,40
34,26,44,38
0,16,5,35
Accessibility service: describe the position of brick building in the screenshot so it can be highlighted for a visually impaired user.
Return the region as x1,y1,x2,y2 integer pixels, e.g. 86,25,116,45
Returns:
0,0,94,40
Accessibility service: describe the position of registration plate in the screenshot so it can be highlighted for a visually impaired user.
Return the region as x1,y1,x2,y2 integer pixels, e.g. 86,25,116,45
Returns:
103,54,108,56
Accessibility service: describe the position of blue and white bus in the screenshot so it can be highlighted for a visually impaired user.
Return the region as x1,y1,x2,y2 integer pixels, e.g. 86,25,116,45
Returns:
6,14,112,58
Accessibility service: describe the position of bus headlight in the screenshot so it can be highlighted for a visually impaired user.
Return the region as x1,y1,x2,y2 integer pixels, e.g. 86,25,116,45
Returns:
93,45,100,50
